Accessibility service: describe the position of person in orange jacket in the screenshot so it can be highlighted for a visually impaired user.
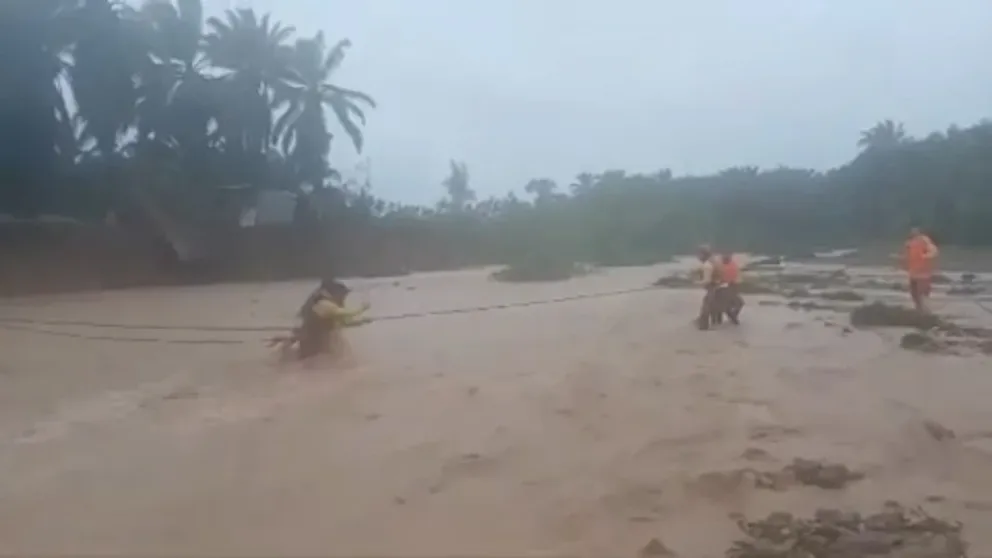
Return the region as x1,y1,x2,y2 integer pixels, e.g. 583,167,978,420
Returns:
902,227,939,313
719,253,744,324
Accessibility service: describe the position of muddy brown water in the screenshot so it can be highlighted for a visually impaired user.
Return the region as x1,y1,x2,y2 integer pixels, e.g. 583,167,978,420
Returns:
1,263,992,556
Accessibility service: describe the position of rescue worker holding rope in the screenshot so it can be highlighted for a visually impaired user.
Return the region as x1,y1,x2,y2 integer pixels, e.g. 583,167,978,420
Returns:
269,277,371,361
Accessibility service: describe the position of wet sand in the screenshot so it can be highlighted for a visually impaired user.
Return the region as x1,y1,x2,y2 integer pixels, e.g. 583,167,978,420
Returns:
1,264,992,556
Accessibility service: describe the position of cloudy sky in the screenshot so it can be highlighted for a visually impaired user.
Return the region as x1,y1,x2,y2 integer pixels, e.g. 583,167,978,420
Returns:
206,0,992,204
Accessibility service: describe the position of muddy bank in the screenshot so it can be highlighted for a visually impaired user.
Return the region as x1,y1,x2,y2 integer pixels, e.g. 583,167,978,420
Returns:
0,221,466,296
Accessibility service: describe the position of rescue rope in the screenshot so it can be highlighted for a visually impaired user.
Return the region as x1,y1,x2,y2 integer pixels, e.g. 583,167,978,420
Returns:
1,284,987,346
0,285,661,345
0,322,247,345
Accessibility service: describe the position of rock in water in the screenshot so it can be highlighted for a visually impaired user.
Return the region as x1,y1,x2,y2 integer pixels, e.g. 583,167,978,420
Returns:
900,331,946,353
923,419,956,441
948,285,984,296
640,537,676,557
850,302,942,329
820,290,865,302
726,502,966,558
786,458,864,489
653,274,695,288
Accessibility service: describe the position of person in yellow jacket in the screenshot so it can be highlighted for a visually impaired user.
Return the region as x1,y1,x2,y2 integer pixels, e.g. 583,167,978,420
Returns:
270,277,371,361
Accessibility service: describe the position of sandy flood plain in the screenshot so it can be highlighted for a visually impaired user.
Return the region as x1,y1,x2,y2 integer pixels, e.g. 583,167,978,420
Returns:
1,264,992,557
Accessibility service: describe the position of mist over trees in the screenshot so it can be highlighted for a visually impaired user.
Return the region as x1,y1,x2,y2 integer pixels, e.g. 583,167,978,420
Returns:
3,0,992,275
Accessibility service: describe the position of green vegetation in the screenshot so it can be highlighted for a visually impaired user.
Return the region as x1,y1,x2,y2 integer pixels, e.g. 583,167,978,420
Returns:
4,0,992,280
2,0,373,231
490,253,584,283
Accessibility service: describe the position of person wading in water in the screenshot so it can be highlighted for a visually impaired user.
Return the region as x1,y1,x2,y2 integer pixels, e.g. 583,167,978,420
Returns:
902,227,939,313
718,253,743,325
269,277,371,362
695,245,724,330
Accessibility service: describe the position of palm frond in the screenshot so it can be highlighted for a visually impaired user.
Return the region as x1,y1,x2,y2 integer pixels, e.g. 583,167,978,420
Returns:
328,97,364,152
322,38,351,78
323,83,375,108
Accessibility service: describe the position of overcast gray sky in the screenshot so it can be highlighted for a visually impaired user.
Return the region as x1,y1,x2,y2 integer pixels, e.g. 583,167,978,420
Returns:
206,0,992,205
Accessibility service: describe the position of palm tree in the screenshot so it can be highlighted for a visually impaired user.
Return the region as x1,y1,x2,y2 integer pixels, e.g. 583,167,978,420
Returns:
69,0,146,158
135,0,214,152
0,0,76,215
203,8,296,161
570,172,596,196
857,119,907,151
440,160,474,213
274,32,376,190
524,178,558,205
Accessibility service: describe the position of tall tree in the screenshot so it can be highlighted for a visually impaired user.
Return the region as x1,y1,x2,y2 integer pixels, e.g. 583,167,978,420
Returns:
440,160,475,213
0,0,76,215
524,178,558,205
858,119,907,151
69,0,145,158
135,0,214,153
275,32,376,190
569,172,596,196
203,8,295,165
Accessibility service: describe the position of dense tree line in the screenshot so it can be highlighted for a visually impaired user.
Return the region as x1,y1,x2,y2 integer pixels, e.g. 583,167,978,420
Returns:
1,0,372,228
3,0,992,275
393,118,992,268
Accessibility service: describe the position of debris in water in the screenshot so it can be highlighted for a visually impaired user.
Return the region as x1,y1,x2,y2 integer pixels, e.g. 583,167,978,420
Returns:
961,273,977,284
900,331,948,353
726,501,966,558
744,256,783,269
640,537,677,557
786,458,865,490
948,285,984,296
737,280,780,295
776,273,823,285
923,420,956,442
694,458,864,496
820,290,865,302
787,300,839,312
828,268,850,281
741,447,773,461
162,387,198,401
653,274,695,288
854,279,907,292
900,327,992,356
850,302,942,329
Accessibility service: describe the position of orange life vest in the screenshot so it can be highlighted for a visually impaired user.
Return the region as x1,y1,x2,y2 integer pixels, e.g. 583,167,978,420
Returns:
722,259,740,284
905,235,935,279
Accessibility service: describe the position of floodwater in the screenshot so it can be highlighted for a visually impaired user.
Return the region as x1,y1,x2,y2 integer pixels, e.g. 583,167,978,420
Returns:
1,264,992,556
